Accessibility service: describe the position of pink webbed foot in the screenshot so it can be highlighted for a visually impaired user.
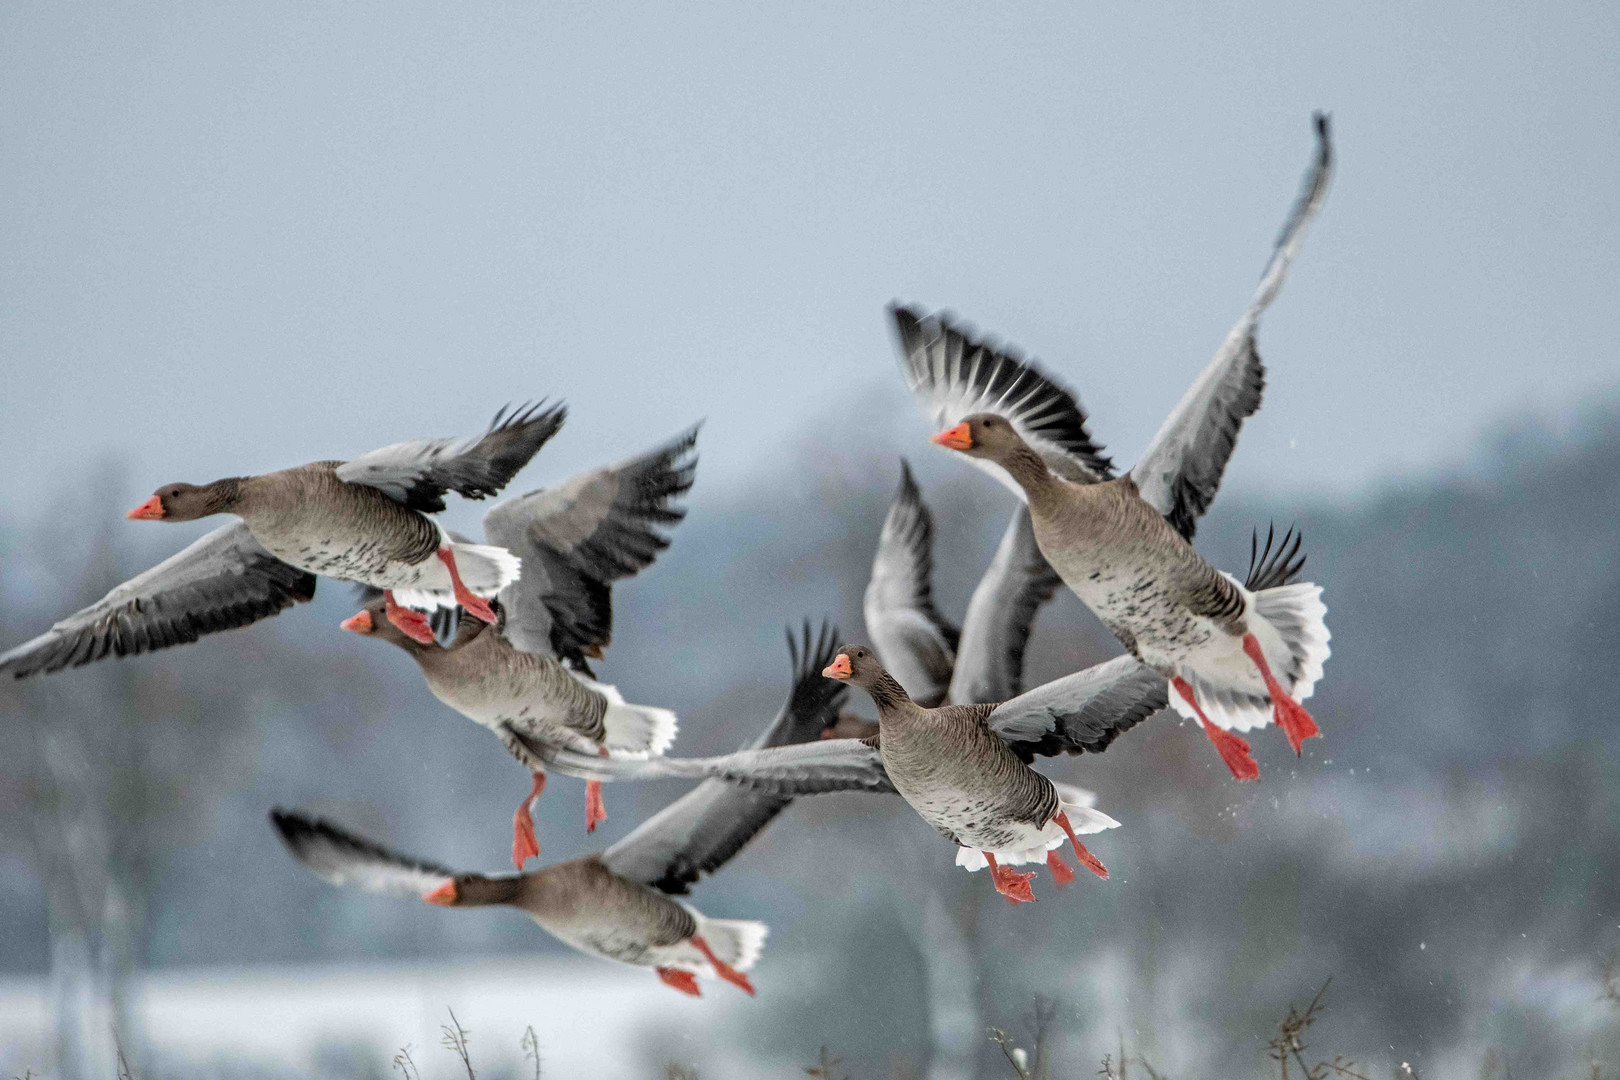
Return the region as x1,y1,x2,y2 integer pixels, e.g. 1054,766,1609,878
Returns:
691,935,755,996
1054,811,1108,880
1172,676,1260,781
384,590,436,645
511,773,546,869
1046,849,1076,886
984,852,1037,905
584,746,610,833
1240,633,1321,755
436,547,497,624
657,967,701,997
585,780,608,833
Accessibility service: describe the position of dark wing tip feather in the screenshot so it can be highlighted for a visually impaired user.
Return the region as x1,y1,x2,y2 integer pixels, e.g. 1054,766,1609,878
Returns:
892,305,1115,481
1244,523,1307,590
268,808,459,881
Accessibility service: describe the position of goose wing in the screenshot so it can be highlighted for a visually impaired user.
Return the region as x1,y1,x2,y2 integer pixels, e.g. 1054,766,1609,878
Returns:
336,401,566,513
601,621,850,894
891,305,1113,498
948,505,1061,704
481,425,698,669
0,522,316,679
269,809,466,899
1130,114,1333,539
985,654,1171,762
862,461,957,704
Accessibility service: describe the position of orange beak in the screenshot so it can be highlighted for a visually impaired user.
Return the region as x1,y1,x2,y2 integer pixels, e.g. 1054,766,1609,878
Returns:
340,610,373,634
931,422,973,451
126,495,165,521
822,653,852,680
423,880,459,906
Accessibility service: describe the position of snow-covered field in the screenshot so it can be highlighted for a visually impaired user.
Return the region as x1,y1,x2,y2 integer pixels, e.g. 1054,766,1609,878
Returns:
0,955,794,1078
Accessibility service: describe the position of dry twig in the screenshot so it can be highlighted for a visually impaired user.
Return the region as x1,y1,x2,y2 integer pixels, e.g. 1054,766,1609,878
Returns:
805,1046,849,1079
441,1008,476,1079
521,1024,542,1080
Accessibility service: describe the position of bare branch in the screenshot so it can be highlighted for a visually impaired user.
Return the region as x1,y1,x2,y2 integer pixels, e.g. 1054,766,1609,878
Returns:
441,1008,476,1080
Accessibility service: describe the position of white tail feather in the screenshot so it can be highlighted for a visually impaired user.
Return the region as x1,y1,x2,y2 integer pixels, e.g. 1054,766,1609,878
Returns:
1252,582,1331,701
572,676,679,756
694,916,768,973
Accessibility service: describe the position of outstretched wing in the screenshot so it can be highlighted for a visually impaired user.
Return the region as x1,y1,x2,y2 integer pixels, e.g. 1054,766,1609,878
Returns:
1130,114,1334,539
986,654,1170,761
863,461,958,705
0,522,316,679
481,425,698,669
601,621,852,894
336,401,566,513
540,738,894,798
269,809,463,899
891,304,1114,497
948,505,1061,704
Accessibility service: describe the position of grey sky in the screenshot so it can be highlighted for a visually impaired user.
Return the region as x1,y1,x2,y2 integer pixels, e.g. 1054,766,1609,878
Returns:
3,1,1617,527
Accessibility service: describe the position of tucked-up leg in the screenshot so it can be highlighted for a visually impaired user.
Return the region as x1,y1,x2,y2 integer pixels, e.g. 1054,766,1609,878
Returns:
1240,633,1321,755
983,852,1036,905
436,547,498,624
384,590,436,644
511,772,546,869
1172,676,1260,781
691,936,755,996
1054,812,1108,880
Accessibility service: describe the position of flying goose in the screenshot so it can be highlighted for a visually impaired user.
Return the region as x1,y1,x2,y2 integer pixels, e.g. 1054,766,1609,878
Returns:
341,426,698,865
893,112,1332,539
270,620,849,998
563,526,1307,841
900,116,1334,775
0,403,565,677
532,645,1184,901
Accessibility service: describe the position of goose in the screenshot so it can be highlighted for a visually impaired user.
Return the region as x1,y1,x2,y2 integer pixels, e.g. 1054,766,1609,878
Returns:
271,621,848,998
556,527,1309,900
0,403,565,678
340,426,698,866
896,114,1334,776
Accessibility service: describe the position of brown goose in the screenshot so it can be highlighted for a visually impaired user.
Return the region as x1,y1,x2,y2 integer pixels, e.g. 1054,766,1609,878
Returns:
820,645,1117,904
898,116,1334,777
554,646,1184,904
0,403,564,678
271,621,849,998
340,427,698,866
865,466,1309,758
931,416,1329,781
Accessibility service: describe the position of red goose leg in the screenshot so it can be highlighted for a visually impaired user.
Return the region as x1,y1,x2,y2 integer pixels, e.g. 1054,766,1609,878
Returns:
1240,633,1321,755
384,590,436,644
511,772,546,869
1045,849,1076,886
1054,812,1108,879
691,935,755,996
1172,676,1260,781
983,852,1036,905
435,548,498,624
585,746,609,833
656,968,701,997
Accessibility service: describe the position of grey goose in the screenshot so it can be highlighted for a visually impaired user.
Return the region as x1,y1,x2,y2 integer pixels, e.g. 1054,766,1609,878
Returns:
270,621,848,998
0,403,565,677
341,426,698,866
899,115,1334,776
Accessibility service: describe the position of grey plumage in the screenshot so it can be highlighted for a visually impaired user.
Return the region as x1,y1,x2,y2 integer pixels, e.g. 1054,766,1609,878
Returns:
0,522,316,679
483,423,699,671
336,401,567,513
891,305,1114,495
1130,115,1334,539
948,505,1061,704
863,460,959,705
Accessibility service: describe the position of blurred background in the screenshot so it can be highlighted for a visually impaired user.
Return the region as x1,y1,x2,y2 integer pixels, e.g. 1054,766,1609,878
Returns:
3,2,1619,1078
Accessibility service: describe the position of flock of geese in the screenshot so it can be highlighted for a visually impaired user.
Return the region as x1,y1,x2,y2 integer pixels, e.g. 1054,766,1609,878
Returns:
2,116,1334,999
